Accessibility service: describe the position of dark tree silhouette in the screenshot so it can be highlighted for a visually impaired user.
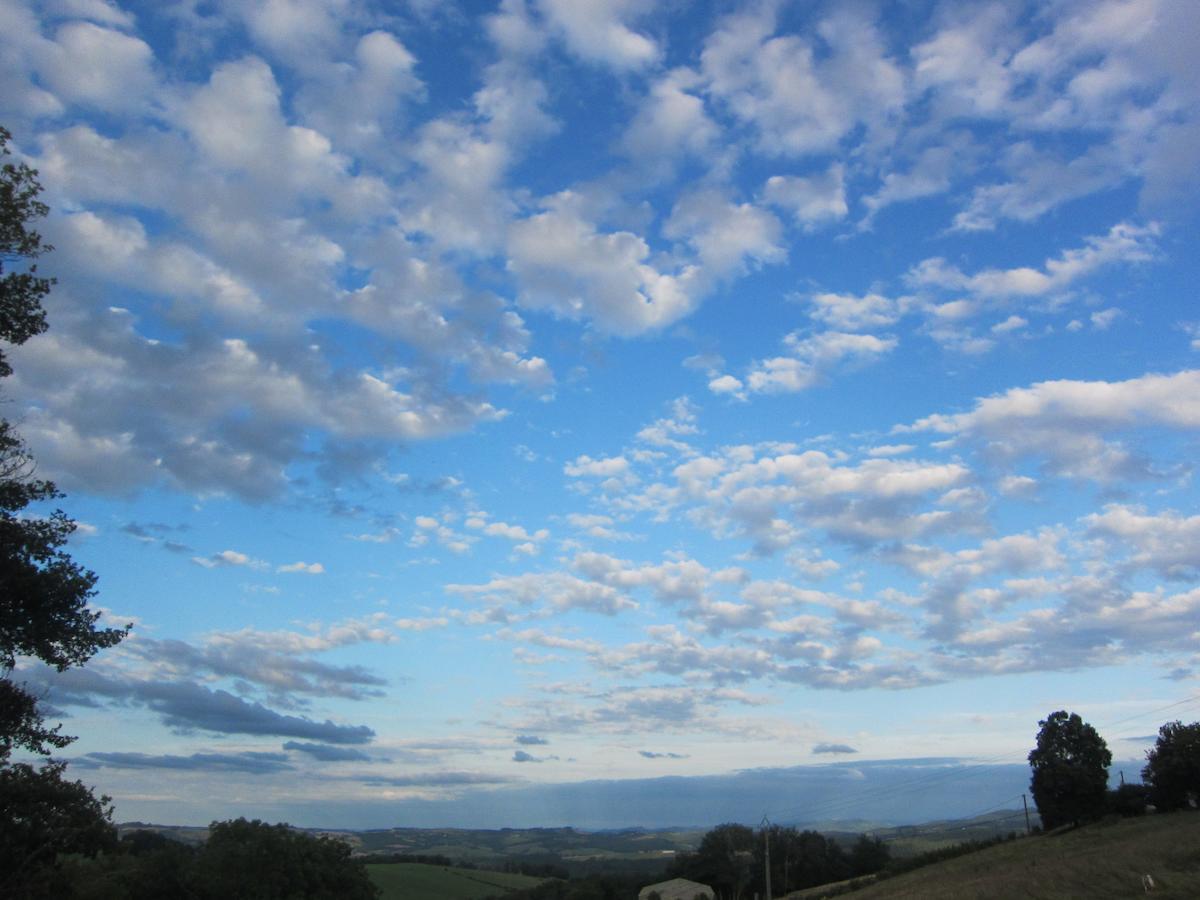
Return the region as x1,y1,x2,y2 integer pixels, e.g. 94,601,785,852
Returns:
1028,710,1111,829
1142,720,1200,811
0,125,54,378
189,818,379,899
0,125,126,897
0,127,126,759
0,760,118,899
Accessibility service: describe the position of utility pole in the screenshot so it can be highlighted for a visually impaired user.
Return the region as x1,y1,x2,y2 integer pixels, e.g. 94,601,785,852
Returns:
1022,794,1031,835
761,816,772,900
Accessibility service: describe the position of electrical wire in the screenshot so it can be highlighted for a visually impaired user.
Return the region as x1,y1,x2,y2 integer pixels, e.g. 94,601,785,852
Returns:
760,693,1200,824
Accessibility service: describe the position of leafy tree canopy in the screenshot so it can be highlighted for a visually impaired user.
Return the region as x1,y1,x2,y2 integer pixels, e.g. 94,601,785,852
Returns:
0,127,126,761
0,125,52,378
189,818,379,900
0,760,117,899
1028,709,1112,830
0,124,126,899
1142,720,1200,812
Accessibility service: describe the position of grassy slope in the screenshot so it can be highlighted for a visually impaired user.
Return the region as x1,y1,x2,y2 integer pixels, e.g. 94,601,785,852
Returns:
367,862,548,900
800,812,1200,900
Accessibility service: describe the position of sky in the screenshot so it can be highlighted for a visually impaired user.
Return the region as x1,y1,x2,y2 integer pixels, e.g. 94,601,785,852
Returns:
2,0,1199,830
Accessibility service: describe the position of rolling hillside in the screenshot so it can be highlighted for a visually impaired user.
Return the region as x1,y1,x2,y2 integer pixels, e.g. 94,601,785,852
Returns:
794,812,1200,900
366,862,548,900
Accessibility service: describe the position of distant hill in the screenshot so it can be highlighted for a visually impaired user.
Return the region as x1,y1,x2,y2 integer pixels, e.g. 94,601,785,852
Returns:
113,808,1033,869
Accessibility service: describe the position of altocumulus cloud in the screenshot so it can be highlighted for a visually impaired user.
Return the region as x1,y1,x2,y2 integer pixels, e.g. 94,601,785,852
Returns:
76,751,293,775
29,666,376,745
513,750,558,763
813,743,859,755
282,741,373,762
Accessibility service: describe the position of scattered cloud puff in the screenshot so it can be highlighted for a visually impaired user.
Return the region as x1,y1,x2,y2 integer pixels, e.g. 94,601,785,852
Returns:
512,749,558,763
191,549,266,570
4,0,1194,505
908,222,1159,300
278,561,325,574
907,369,1200,481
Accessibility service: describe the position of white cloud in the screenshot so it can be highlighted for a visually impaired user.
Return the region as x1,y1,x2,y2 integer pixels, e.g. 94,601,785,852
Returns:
761,164,848,229
566,514,632,541
908,369,1200,481
40,21,156,113
47,0,134,28
192,549,267,570
991,315,1027,334
233,0,349,65
700,6,905,157
508,193,701,335
278,561,325,574
466,514,550,546
908,222,1159,299
409,516,476,555
664,190,786,278
1085,504,1200,580
860,142,971,226
808,292,903,332
563,455,630,479
447,572,637,617
635,397,700,455
182,57,348,189
623,68,719,162
743,332,897,395
708,374,746,400
911,4,1019,119
537,0,658,71
293,30,425,156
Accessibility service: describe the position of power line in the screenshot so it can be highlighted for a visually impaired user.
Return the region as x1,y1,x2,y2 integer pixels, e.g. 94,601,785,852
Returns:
762,693,1200,824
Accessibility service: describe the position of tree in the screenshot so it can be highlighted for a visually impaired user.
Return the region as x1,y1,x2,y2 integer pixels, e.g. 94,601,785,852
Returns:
0,125,52,378
188,818,379,900
846,833,890,877
1142,720,1200,811
1028,710,1112,829
0,127,126,760
0,760,118,899
0,125,125,896
670,823,755,900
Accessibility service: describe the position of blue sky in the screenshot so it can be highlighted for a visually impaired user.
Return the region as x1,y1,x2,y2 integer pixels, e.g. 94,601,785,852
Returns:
3,0,1199,828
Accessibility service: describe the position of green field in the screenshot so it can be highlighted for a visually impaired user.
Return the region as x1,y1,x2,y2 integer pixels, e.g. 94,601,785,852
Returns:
794,812,1200,900
366,862,549,900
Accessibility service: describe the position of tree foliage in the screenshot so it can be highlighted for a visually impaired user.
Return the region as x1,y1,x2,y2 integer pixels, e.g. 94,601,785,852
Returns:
1,423,125,674
675,822,755,899
667,822,888,898
0,127,126,760
49,819,380,899
1142,720,1200,811
188,818,379,900
0,125,52,378
0,760,117,899
0,124,125,899
1028,710,1112,829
